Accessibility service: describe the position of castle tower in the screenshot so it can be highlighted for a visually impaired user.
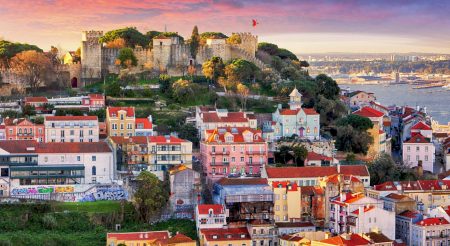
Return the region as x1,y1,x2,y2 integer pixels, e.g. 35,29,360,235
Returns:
289,87,302,110
81,31,103,85
235,32,258,56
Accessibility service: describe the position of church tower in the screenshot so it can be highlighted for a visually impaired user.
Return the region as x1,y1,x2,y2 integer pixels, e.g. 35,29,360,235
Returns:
288,87,302,110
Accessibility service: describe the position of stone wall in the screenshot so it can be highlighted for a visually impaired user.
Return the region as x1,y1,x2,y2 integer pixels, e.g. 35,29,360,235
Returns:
81,31,103,83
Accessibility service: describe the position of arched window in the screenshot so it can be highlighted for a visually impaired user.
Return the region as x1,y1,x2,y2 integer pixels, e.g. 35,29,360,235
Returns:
92,166,96,175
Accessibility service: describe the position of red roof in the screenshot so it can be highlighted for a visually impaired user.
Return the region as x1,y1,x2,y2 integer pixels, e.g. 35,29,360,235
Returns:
167,233,194,244
404,133,430,144
351,205,375,215
45,116,98,121
416,217,449,226
107,107,135,117
107,231,169,242
370,101,389,111
204,127,264,143
272,181,299,191
200,227,250,242
303,108,319,115
306,152,333,161
88,94,104,100
280,109,299,115
25,97,48,103
326,174,361,184
266,165,369,179
353,106,384,118
411,121,432,131
135,118,153,129
332,192,365,205
398,210,420,219
147,136,187,143
202,112,249,123
197,204,225,215
320,234,371,245
217,178,268,186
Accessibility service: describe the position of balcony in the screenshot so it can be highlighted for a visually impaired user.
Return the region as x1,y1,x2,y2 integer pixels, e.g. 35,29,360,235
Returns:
246,162,265,166
245,173,261,177
246,151,265,155
128,160,148,165
209,151,230,155
329,217,336,222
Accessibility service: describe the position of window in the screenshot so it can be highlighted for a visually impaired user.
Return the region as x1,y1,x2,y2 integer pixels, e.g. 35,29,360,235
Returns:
425,146,428,152
240,157,244,162
120,124,124,130
61,156,65,162
92,166,96,175
120,114,124,120
416,155,419,161
127,123,132,129
416,146,420,151
92,156,96,161
70,130,74,136
407,146,410,152
407,155,410,161
231,157,235,162
77,156,81,161
282,194,287,200
275,205,279,211
61,130,65,137
425,155,428,161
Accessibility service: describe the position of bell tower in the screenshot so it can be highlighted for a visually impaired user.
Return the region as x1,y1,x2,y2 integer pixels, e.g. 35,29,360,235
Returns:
288,87,302,110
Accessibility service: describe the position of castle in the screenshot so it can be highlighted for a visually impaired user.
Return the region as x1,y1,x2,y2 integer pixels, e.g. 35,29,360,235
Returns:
80,31,267,85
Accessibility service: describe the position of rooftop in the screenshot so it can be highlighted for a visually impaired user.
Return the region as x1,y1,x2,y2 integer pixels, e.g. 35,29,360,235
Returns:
266,165,369,179
319,233,371,246
197,204,225,215
216,178,268,186
404,133,431,144
411,121,432,131
0,141,111,154
353,106,384,118
416,217,449,226
199,227,250,242
45,116,98,121
107,106,135,117
106,231,169,242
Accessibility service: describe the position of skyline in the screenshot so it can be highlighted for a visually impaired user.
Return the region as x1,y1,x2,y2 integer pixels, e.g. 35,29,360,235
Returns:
0,0,449,54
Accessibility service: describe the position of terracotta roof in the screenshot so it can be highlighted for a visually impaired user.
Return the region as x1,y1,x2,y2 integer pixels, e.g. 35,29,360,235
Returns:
107,231,169,242
411,121,432,130
272,181,298,191
279,234,304,242
383,121,391,127
416,217,449,226
332,192,365,205
370,101,389,111
25,97,48,103
266,165,369,179
216,178,268,186
167,233,194,244
351,205,375,215
0,141,111,154
398,210,420,219
45,116,98,121
147,136,187,143
204,127,264,143
306,151,332,161
88,94,104,100
107,107,135,117
363,232,393,243
3,118,36,126
384,193,412,201
200,227,250,242
202,112,249,123
320,233,370,245
279,109,299,115
353,106,384,118
326,174,362,184
303,108,319,115
404,133,431,144
197,204,225,215
135,118,153,130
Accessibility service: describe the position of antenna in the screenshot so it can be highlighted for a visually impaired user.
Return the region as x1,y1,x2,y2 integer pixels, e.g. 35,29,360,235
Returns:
164,24,167,33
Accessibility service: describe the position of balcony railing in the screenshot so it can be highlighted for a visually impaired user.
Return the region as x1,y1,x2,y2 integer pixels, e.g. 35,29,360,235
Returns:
329,217,335,222
210,162,229,166
210,151,230,155
246,151,265,155
246,162,265,166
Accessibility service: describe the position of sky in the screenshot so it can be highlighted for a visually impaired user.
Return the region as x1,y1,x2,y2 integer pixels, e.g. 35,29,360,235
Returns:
0,0,449,54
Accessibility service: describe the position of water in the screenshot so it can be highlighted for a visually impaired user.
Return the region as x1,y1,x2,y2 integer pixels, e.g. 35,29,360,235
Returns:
339,84,450,124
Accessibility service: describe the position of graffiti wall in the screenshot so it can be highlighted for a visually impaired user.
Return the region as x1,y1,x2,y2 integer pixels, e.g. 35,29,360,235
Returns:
10,184,128,202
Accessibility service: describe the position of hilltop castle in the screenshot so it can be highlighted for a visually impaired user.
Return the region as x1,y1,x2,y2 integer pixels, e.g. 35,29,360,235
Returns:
80,31,266,85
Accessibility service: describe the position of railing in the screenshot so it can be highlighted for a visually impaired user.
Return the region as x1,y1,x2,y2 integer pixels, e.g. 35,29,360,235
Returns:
210,162,229,166
210,151,230,155
1,161,38,166
246,151,265,155
329,217,335,222
246,162,265,166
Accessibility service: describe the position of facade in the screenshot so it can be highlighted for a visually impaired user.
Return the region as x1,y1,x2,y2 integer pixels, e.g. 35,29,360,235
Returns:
106,107,136,137
396,210,423,245
47,94,105,111
346,90,376,108
169,165,201,219
276,222,316,235
195,204,228,234
195,106,257,138
304,152,337,166
381,193,417,215
411,121,433,139
135,116,154,136
0,141,113,197
200,127,268,184
273,181,301,222
264,165,371,188
353,106,389,157
24,97,48,113
315,233,371,246
3,118,45,142
44,116,99,143
329,193,395,240
402,133,435,173
106,231,195,246
199,227,252,246
410,217,450,246
279,234,311,246
247,220,278,246
268,88,320,140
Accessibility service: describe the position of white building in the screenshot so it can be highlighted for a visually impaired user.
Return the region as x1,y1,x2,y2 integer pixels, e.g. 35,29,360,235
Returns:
44,116,99,143
135,116,154,136
195,204,227,234
402,133,435,173
0,141,114,197
410,217,450,246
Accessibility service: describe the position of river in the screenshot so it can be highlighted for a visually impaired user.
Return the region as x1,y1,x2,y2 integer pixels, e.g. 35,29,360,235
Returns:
339,84,450,124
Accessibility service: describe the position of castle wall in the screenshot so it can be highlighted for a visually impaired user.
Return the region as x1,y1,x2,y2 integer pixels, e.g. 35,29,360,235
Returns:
81,31,103,83
234,32,258,57
133,46,153,69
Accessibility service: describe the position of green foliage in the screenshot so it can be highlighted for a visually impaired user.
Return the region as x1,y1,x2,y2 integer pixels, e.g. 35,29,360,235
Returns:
159,74,172,94
87,108,106,122
117,48,137,67
369,154,417,185
281,66,300,80
335,125,373,154
41,214,58,229
314,95,348,127
292,145,308,166
277,48,298,61
1,110,22,119
55,108,83,116
133,171,169,222
337,114,373,131
315,74,340,100
33,116,44,124
277,145,293,164
190,26,200,58
227,33,242,44
178,123,200,147
22,105,36,116
150,219,197,240
202,56,225,82
99,27,149,48
258,42,279,56
171,79,203,103
226,59,260,83
106,81,122,97
0,40,42,60
200,32,228,42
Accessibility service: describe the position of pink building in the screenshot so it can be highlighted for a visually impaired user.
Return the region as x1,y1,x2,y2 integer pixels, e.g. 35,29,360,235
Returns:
411,121,432,139
200,127,268,184
83,94,105,110
4,118,45,142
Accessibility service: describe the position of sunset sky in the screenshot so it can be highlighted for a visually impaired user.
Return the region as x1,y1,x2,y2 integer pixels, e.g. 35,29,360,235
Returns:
0,0,449,54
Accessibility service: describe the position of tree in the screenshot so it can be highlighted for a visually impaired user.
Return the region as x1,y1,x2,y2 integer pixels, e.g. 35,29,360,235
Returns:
99,27,149,48
10,50,51,92
236,83,249,110
0,40,42,68
278,145,292,164
315,74,340,100
314,95,348,127
22,105,36,116
202,56,225,83
105,38,126,49
335,125,373,154
227,34,241,44
337,114,373,132
133,171,169,222
178,123,199,147
226,59,260,83
106,81,122,97
171,79,201,103
159,74,172,94
117,48,137,68
189,26,200,58
369,154,407,185
292,145,308,166
258,42,279,56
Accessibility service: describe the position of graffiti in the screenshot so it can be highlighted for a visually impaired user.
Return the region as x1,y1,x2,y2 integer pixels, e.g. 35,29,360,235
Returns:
79,188,128,202
11,186,74,196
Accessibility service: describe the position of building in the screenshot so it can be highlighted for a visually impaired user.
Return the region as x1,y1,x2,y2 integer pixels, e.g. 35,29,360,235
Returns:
135,116,154,136
195,204,228,234
3,118,45,142
304,152,337,166
106,231,195,246
24,97,48,113
106,107,136,137
411,121,433,139
402,134,435,173
279,234,311,246
0,141,113,197
315,233,371,246
109,135,192,180
353,106,390,157
410,217,450,246
273,181,301,222
345,90,376,108
264,165,371,188
396,210,423,245
199,227,252,246
47,94,105,111
247,219,278,246
200,127,268,184
167,233,196,246
268,88,320,140
381,193,417,215
276,222,316,235
429,206,450,222
195,106,257,138
169,165,201,219
44,116,99,143
329,193,395,240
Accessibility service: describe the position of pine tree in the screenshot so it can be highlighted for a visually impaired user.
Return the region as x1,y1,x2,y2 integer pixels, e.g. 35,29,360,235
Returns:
190,26,200,58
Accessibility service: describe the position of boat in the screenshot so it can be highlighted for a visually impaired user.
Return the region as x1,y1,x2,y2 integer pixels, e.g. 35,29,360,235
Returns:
412,82,445,89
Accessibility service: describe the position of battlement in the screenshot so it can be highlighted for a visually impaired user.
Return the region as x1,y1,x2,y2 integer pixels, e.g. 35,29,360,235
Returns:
82,30,103,41
233,32,258,42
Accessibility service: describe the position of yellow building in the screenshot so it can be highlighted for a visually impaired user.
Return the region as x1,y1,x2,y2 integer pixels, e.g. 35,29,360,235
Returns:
199,227,251,246
106,231,195,246
106,107,136,137
273,181,301,222
279,234,311,246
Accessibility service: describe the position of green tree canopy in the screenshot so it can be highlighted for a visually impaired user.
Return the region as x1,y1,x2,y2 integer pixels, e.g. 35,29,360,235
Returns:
335,125,373,154
133,171,169,222
117,48,137,67
99,27,149,48
368,154,417,185
0,40,42,61
189,26,200,58
258,42,279,56
202,56,225,82
315,74,340,100
199,32,228,44
225,59,260,83
337,114,374,131
178,123,199,147
277,48,298,61
292,145,308,166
